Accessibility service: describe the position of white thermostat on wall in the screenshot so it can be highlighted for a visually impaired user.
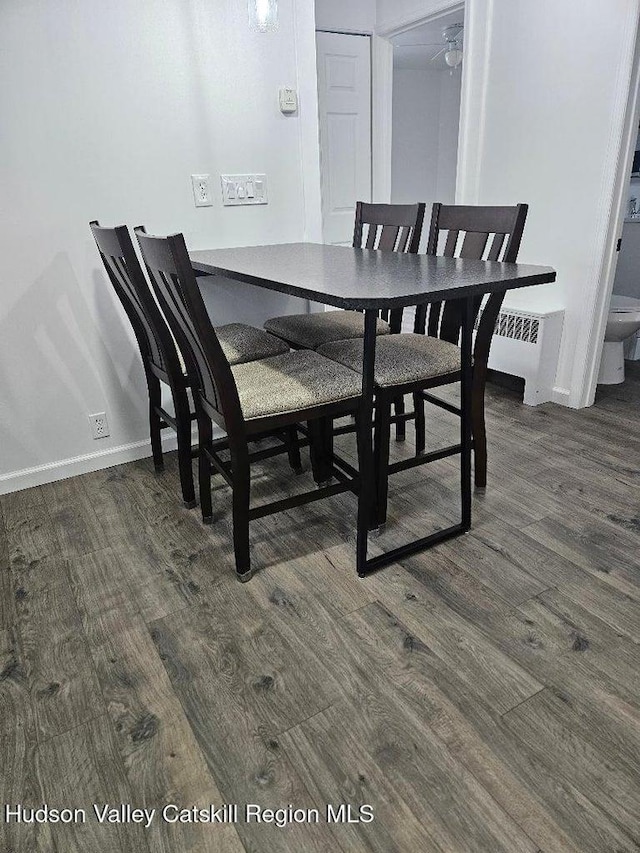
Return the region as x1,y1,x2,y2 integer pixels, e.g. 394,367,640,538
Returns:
279,87,298,114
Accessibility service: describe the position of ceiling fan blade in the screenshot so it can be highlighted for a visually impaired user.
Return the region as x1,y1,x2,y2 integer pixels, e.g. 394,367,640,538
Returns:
430,46,447,61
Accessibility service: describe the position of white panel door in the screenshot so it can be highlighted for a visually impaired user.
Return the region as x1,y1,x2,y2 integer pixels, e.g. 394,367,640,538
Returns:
316,32,372,245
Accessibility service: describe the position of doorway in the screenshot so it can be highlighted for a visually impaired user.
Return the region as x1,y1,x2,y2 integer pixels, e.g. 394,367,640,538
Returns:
389,10,464,245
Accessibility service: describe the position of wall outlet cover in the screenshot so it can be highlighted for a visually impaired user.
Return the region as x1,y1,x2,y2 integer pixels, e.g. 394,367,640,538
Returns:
89,412,110,439
191,174,213,207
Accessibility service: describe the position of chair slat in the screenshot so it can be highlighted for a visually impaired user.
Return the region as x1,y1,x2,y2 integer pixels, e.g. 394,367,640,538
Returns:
427,302,442,337
414,304,428,335
444,230,459,257
365,223,379,249
397,226,411,253
487,232,506,261
378,225,400,252
460,231,489,260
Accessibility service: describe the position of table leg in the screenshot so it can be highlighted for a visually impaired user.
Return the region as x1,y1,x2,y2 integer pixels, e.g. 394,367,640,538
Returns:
356,310,378,576
460,295,473,531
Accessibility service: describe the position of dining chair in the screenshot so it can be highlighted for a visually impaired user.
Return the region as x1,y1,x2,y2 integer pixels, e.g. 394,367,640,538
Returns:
413,203,529,487
265,201,426,441
135,228,365,582
317,203,529,523
90,221,292,507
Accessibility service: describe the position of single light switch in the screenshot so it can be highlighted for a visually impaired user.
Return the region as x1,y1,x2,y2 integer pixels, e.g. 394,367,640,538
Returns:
246,180,255,198
237,184,246,199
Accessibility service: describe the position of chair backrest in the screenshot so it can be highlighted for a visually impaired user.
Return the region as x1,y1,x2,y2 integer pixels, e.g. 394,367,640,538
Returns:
134,228,242,431
353,202,426,330
415,203,529,364
353,202,426,254
90,221,184,386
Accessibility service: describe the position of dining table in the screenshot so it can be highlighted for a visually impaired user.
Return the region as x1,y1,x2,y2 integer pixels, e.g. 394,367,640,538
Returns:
190,242,556,576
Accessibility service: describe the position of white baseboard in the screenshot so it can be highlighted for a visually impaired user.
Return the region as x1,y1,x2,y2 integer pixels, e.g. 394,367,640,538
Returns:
0,426,224,496
551,386,572,406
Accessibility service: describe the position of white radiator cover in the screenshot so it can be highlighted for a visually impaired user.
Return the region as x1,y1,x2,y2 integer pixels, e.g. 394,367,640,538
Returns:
486,307,564,406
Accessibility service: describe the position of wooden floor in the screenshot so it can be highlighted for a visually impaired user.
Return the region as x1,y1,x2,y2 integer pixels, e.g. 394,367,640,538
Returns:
2,366,640,853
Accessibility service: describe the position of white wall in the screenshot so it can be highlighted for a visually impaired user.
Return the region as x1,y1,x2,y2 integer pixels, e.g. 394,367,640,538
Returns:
391,70,442,205
456,0,640,406
315,0,377,32
391,67,460,213
0,0,321,492
437,70,462,200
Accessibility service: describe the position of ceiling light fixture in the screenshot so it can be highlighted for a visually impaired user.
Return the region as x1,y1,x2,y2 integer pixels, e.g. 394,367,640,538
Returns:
249,0,278,32
444,46,463,69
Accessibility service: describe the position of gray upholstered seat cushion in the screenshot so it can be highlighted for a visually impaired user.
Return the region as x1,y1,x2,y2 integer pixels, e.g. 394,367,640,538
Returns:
215,323,289,365
317,334,461,388
231,350,362,420
264,310,390,349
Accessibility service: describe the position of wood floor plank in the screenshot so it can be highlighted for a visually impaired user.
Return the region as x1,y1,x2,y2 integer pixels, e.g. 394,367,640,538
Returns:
366,564,543,714
40,477,111,558
503,688,640,842
1,624,53,853
341,601,632,853
240,564,538,852
0,501,9,570
14,571,104,742
0,626,31,737
149,599,345,853
75,606,244,851
438,531,549,605
281,669,539,853
523,511,640,602
2,488,61,569
35,715,152,853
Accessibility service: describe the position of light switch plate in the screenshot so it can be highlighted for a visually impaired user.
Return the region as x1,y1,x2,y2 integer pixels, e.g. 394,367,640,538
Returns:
221,174,268,206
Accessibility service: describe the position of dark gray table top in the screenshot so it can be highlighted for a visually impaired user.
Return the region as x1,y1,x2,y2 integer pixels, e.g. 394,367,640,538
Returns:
190,242,556,309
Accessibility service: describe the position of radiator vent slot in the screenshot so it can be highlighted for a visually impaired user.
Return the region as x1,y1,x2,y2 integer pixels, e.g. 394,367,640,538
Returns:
475,310,540,344
495,311,540,344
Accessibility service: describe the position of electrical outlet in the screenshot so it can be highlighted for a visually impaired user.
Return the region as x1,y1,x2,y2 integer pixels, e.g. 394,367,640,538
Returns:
191,174,213,207
89,412,110,439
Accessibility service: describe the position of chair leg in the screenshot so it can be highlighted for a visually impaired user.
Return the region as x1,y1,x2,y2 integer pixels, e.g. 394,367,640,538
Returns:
355,410,373,577
472,373,488,489
174,389,196,508
394,394,406,441
414,392,426,456
308,417,333,486
373,398,392,528
285,425,303,474
197,414,213,523
230,440,252,582
147,375,164,471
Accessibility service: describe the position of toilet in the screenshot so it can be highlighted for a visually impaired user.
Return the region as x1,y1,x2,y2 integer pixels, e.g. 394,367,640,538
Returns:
598,294,640,384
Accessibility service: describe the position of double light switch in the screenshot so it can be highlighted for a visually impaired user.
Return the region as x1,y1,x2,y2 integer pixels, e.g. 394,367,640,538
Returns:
221,174,268,206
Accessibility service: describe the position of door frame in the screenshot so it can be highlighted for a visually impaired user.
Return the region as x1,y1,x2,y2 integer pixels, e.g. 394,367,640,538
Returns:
577,13,640,407
372,1,465,204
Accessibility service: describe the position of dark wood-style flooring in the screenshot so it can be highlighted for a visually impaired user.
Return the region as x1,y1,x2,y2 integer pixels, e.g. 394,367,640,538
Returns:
2,365,640,852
